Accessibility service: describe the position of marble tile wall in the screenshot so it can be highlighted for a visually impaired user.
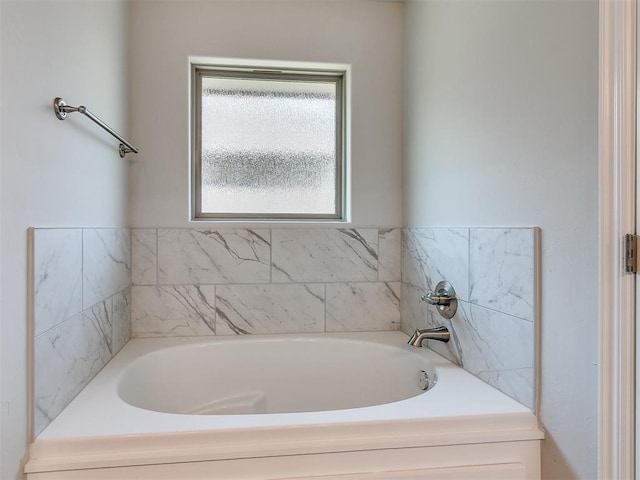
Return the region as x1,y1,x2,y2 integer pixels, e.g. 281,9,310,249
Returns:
31,228,131,436
31,225,535,433
401,227,538,410
131,228,402,337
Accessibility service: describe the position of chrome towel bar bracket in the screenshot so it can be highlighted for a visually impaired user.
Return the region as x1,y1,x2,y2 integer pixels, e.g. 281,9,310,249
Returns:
53,97,138,158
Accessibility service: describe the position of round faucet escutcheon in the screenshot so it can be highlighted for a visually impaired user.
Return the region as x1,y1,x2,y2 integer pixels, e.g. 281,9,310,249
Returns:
420,281,457,319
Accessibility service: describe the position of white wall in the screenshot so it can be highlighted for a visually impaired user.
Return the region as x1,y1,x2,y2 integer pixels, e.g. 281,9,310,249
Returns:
403,1,598,479
0,3,3,476
128,0,404,228
0,2,128,478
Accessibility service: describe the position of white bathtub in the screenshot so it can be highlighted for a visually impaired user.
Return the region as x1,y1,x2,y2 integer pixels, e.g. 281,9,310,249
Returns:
118,333,437,415
26,332,543,479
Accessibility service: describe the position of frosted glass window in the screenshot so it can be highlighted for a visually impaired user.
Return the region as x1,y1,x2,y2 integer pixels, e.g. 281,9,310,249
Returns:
192,67,345,220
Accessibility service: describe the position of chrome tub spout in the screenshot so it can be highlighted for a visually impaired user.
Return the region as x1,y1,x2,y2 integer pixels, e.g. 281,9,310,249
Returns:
407,326,450,347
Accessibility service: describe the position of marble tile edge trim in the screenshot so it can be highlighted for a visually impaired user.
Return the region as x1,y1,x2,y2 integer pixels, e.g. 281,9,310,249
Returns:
27,227,35,440
533,227,541,413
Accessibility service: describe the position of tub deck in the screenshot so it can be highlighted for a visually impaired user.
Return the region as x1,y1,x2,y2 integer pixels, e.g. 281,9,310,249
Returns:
26,332,543,475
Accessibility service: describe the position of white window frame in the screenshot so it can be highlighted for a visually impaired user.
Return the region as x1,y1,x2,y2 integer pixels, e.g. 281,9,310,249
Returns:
189,58,350,222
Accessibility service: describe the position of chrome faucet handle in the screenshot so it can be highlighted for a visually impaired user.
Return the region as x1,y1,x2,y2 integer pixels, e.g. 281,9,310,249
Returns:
421,291,454,306
420,281,458,319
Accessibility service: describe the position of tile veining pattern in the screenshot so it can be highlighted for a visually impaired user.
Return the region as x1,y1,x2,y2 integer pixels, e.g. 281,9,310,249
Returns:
131,228,401,337
401,228,538,410
32,228,131,436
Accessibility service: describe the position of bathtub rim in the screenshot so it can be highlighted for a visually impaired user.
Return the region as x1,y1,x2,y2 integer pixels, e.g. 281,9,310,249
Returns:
26,331,544,474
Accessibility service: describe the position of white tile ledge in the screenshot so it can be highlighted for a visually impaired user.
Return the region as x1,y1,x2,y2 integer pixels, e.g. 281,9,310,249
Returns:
27,413,542,474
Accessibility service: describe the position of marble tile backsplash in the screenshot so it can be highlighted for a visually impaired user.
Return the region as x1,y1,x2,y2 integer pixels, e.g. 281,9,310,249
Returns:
401,227,539,410
157,229,271,284
31,228,131,436
31,224,537,436
131,228,402,338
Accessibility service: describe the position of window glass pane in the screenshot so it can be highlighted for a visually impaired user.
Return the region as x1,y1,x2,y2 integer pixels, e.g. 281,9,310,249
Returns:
200,75,337,215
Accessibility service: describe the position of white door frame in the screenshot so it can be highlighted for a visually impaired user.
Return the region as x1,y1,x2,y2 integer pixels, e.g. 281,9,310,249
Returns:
599,0,637,478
